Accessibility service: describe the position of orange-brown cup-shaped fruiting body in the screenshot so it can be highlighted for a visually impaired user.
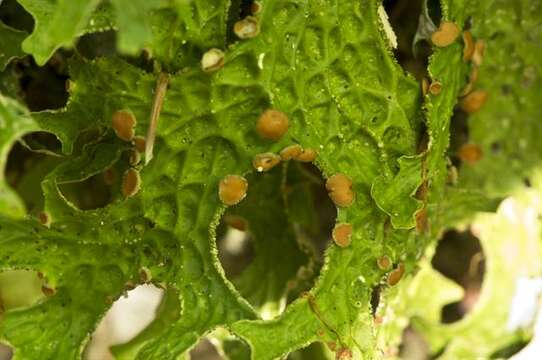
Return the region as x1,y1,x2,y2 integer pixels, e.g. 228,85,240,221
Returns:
256,109,289,141
253,152,281,172
219,175,248,206
133,136,146,153
234,16,260,39
377,255,392,270
38,211,51,227
129,149,141,166
326,173,354,207
112,110,137,141
295,148,317,162
41,285,56,297
387,263,405,286
122,169,141,197
458,143,483,165
472,40,486,66
332,223,353,248
462,31,475,61
460,90,488,113
429,81,442,95
431,21,460,47
336,347,353,360
280,144,303,161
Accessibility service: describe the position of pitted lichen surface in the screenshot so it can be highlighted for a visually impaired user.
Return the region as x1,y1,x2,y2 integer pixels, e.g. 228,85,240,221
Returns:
1,0,541,359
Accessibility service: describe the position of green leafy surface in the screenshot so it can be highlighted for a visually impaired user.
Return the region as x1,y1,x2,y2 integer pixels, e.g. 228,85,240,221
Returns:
1,0,541,358
16,0,232,67
18,0,102,65
0,22,26,70
0,95,39,217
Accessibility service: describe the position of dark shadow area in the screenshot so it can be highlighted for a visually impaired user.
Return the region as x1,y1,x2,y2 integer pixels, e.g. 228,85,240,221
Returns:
383,0,426,79
426,0,442,25
370,285,382,316
58,173,113,211
20,131,62,154
76,31,118,60
0,0,34,32
12,54,70,111
431,229,485,323
76,31,155,73
449,110,470,166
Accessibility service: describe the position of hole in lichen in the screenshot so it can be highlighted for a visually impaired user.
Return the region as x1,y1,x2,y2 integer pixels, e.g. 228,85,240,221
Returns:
382,0,433,79
59,173,114,211
13,53,70,111
20,131,63,154
398,326,430,360
425,0,442,25
5,138,63,214
431,229,485,323
84,284,164,360
76,31,118,60
448,110,470,169
217,162,334,319
238,0,255,18
76,31,155,73
370,285,382,316
0,0,34,32
0,270,45,311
